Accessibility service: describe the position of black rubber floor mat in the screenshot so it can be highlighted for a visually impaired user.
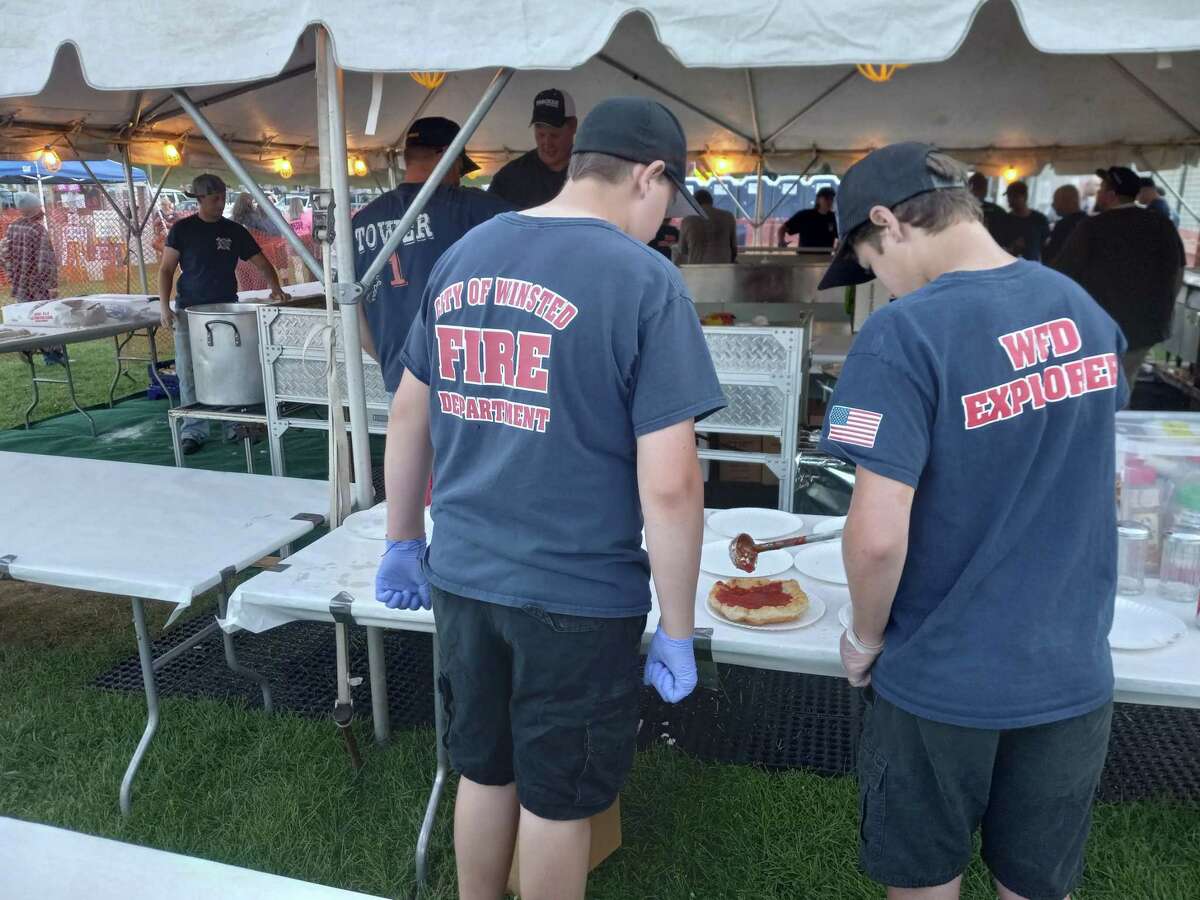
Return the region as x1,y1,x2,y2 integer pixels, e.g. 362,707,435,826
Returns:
92,618,1200,802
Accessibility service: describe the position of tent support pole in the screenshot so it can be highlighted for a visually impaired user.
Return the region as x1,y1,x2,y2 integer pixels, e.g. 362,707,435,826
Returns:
764,71,857,145
62,136,133,231
170,89,325,282
1108,58,1200,139
321,35,375,513
358,68,514,290
761,153,818,223
121,146,150,293
746,69,766,241
1137,155,1200,224
597,53,757,145
144,63,316,129
753,158,765,240
137,166,173,237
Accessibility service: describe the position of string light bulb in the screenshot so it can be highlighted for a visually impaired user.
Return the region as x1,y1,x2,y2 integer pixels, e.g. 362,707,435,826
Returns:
275,157,294,180
409,72,447,90
348,155,369,178
162,142,182,166
1003,166,1019,182
713,156,732,174
39,146,62,173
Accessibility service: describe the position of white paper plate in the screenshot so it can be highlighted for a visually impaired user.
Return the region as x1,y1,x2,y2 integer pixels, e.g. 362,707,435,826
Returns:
1108,598,1186,650
792,541,848,584
838,603,852,630
341,503,434,541
813,517,847,535
705,590,826,631
700,539,794,578
707,507,807,540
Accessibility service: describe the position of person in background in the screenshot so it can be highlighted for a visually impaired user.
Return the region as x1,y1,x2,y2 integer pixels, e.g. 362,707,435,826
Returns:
488,89,578,210
818,141,1125,900
1138,177,1180,227
229,194,281,237
1,192,63,365
677,189,736,264
1003,180,1050,262
375,96,723,900
1053,165,1185,384
649,217,680,260
967,171,1021,255
782,185,837,249
352,116,511,399
1043,184,1087,266
158,174,287,454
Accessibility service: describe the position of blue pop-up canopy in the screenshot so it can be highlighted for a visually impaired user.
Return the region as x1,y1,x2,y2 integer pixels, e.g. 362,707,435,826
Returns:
0,158,147,184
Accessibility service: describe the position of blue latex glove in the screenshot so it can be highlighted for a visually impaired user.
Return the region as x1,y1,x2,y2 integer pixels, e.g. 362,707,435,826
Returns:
375,539,431,610
643,624,697,703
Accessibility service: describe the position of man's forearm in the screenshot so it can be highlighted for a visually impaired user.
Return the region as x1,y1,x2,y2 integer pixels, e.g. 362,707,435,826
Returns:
158,268,174,307
643,479,704,639
254,256,283,291
843,527,907,646
383,406,432,542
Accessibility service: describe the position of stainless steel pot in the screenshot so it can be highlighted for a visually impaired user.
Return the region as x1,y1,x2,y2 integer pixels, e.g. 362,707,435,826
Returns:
186,303,265,406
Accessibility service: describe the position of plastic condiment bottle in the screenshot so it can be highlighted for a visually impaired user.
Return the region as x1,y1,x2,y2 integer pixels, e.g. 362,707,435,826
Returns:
1120,461,1162,569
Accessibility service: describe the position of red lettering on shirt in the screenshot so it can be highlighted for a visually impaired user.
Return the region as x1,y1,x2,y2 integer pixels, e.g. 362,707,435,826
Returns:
961,352,1119,430
514,331,552,394
481,329,515,387
435,325,465,380
997,317,1082,371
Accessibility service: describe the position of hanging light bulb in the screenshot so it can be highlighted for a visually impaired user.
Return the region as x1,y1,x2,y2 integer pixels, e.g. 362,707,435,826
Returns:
409,72,447,90
1003,166,1019,183
39,146,62,173
275,157,294,180
855,63,909,83
713,156,732,174
348,155,369,178
162,142,182,166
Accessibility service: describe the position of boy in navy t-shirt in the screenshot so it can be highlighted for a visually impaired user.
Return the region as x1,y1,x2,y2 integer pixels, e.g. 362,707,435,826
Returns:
818,144,1126,900
375,98,724,900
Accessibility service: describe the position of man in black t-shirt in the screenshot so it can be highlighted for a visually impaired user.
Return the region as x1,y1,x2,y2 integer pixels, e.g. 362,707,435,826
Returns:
487,89,577,210
968,172,1024,255
782,186,837,249
158,174,286,452
1004,180,1051,262
1043,184,1087,266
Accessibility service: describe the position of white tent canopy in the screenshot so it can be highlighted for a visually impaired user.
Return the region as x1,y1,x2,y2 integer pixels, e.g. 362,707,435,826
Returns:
2,1,1200,177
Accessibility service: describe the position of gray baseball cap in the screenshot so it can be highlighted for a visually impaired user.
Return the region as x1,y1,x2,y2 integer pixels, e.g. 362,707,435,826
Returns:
184,173,227,198
818,142,965,290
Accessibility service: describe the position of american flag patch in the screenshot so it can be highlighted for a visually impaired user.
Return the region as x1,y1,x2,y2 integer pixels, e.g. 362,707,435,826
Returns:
827,405,883,448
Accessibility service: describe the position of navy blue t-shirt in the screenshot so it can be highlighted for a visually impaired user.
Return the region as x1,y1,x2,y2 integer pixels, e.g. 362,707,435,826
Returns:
820,260,1127,729
166,215,261,308
400,213,726,617
353,183,511,390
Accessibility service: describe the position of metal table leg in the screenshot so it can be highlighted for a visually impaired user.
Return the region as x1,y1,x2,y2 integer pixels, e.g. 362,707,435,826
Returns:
243,436,255,474
216,569,274,712
56,346,98,437
168,411,185,468
366,626,390,745
415,640,448,889
20,351,39,430
120,596,160,816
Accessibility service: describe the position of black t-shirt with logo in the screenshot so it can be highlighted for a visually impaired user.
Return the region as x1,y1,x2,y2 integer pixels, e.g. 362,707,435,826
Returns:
166,214,262,308
487,150,568,211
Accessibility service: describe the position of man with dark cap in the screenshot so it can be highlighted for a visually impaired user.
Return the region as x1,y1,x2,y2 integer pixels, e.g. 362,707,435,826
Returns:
967,171,1023,255
352,116,511,398
488,89,578,210
1138,176,1180,226
1053,165,1186,383
677,188,737,263
782,185,838,249
375,96,723,900
1003,180,1050,262
817,142,1125,900
158,173,286,453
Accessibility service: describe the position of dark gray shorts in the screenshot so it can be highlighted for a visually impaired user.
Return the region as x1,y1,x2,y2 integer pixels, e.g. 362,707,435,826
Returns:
858,688,1112,900
432,587,646,821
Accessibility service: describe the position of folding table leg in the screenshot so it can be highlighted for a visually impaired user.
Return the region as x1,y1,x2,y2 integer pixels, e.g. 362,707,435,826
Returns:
366,626,390,745
58,347,98,437
20,351,38,430
216,570,274,713
120,597,160,816
415,639,449,889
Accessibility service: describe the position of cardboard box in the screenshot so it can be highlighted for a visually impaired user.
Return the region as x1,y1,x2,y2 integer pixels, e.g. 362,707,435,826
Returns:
507,798,622,895
715,435,763,483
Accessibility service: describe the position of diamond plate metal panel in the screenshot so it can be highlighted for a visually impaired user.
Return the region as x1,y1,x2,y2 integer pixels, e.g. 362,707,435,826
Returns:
703,384,786,431
703,330,792,376
272,356,389,409
266,310,342,351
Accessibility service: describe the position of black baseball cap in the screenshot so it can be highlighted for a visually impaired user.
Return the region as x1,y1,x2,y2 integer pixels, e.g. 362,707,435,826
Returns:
406,116,479,175
571,96,706,218
184,173,226,198
530,89,577,128
818,142,965,290
1096,166,1141,198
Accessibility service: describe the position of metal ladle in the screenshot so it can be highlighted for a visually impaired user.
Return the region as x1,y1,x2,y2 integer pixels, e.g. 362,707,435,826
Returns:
729,529,843,573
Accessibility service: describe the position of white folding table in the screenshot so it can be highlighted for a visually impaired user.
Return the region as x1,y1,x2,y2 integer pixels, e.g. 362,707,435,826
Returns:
222,507,1200,887
0,452,327,814
0,817,389,900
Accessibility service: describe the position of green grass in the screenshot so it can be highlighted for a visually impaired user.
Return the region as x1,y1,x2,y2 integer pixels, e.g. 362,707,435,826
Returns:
0,333,171,431
2,591,1199,899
